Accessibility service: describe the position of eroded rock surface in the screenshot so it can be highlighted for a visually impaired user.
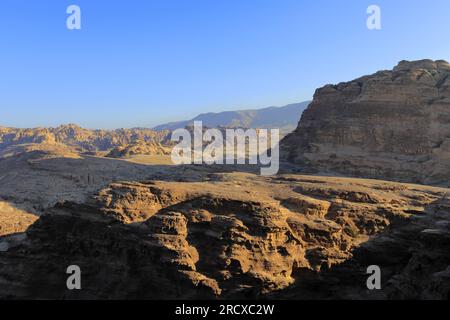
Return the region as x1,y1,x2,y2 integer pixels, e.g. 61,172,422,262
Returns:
282,59,450,186
105,141,172,159
1,172,448,299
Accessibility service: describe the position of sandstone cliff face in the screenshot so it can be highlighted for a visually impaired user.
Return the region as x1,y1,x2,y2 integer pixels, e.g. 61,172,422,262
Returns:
282,59,450,186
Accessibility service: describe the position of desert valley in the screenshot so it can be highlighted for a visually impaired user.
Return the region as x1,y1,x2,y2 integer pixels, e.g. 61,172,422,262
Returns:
0,59,449,300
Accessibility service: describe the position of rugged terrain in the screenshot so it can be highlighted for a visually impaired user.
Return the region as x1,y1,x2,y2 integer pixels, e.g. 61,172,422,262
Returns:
282,59,450,186
0,148,449,299
105,141,172,158
0,124,171,156
1,60,450,300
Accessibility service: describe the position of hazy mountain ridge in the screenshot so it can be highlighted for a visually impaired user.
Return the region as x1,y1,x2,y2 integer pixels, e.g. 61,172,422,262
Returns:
153,101,311,133
0,102,310,158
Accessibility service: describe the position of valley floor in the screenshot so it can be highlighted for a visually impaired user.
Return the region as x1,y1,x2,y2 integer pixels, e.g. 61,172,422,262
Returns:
0,149,449,299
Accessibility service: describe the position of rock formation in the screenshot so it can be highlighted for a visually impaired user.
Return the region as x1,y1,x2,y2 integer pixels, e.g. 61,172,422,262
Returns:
282,59,450,186
0,165,449,299
0,124,171,154
1,60,449,300
105,141,172,158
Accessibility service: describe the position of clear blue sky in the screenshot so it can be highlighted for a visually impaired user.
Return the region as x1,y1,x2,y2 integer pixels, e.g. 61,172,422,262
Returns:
1,0,450,129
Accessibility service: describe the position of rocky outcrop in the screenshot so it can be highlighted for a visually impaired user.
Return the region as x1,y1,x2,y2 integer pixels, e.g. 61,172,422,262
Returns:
105,141,172,159
0,124,171,154
282,59,450,186
1,172,449,299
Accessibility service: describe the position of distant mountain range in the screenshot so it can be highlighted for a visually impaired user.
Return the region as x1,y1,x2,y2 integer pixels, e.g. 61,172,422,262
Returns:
0,101,310,159
153,101,311,134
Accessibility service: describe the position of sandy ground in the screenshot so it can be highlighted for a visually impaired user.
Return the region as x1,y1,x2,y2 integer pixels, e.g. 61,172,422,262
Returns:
0,201,38,237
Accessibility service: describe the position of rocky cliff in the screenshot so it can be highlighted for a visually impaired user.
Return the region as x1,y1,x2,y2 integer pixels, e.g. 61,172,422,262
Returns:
282,59,450,186
1,168,449,299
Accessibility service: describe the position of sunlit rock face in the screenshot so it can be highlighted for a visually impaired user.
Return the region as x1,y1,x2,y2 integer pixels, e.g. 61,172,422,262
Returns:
1,171,449,299
282,59,450,186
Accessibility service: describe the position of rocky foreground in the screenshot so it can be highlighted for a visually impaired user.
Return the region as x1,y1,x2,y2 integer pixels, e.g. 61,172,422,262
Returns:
0,151,449,299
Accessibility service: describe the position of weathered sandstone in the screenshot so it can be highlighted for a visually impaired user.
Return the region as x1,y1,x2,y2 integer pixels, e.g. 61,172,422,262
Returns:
282,59,450,186
1,168,449,299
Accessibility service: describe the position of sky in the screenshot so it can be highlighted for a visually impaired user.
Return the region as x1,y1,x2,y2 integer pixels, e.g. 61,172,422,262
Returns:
1,0,450,129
